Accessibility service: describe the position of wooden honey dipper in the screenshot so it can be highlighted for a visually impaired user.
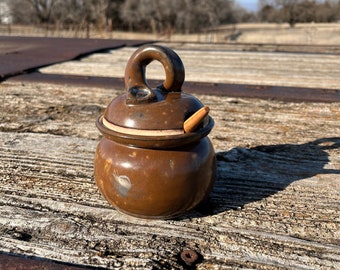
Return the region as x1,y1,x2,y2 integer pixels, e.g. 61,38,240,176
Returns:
183,106,210,133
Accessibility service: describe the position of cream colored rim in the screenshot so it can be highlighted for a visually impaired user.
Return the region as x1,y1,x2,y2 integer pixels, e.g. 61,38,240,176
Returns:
102,117,184,136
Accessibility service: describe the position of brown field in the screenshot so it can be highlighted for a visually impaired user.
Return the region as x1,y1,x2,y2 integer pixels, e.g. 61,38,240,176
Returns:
1,22,340,45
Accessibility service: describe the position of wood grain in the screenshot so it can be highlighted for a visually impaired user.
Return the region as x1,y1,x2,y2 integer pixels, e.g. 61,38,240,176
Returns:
1,80,339,269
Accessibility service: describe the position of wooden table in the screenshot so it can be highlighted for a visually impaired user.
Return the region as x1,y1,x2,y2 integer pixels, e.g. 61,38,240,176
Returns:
1,41,339,269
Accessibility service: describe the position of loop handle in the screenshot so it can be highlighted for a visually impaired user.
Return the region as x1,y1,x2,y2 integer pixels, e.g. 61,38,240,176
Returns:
124,45,185,104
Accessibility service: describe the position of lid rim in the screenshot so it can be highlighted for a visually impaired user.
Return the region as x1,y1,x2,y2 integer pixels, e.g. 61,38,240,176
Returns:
102,116,185,136
96,115,214,149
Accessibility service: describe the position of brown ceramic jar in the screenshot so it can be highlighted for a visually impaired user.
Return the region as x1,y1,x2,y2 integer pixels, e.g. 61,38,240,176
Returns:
94,45,215,219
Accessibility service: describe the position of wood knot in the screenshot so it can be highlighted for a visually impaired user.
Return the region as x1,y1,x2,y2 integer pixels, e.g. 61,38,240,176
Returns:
180,249,199,266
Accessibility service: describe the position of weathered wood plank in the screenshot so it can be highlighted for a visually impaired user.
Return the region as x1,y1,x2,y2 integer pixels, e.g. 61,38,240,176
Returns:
1,80,339,268
39,46,340,89
2,81,340,146
1,132,339,269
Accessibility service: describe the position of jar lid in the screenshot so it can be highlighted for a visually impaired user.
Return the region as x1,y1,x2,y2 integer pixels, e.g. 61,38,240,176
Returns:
96,45,214,148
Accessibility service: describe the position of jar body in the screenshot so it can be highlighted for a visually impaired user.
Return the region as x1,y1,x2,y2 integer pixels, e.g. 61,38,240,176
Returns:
94,137,216,219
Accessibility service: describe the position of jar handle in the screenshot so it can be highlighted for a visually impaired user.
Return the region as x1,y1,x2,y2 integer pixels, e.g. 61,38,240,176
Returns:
124,45,185,104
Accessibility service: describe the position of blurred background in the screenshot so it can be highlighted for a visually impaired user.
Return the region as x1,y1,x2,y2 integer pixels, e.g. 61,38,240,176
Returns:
0,0,340,44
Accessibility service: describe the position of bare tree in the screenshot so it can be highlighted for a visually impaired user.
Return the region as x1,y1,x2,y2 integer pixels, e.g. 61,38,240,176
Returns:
258,0,340,26
22,0,59,23
120,0,236,34
52,0,108,37
259,0,278,22
275,0,304,27
315,0,340,22
9,0,35,24
0,0,12,24
105,0,125,31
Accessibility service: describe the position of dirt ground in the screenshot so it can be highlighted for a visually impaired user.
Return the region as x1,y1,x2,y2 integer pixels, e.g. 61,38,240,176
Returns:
1,22,340,45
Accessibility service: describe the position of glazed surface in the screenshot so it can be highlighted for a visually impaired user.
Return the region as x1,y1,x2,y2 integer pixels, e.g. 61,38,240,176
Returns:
94,137,216,219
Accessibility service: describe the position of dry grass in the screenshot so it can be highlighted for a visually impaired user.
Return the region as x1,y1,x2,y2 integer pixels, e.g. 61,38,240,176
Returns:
1,22,340,45
235,23,340,45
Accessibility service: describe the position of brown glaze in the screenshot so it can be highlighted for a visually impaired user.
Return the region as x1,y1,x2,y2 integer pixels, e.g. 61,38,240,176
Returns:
104,44,205,131
95,137,215,219
103,91,205,130
94,45,216,219
125,44,185,101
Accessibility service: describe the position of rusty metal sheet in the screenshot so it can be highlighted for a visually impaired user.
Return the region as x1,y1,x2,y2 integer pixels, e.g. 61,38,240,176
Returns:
184,81,340,103
10,72,340,103
0,253,99,270
0,36,153,81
